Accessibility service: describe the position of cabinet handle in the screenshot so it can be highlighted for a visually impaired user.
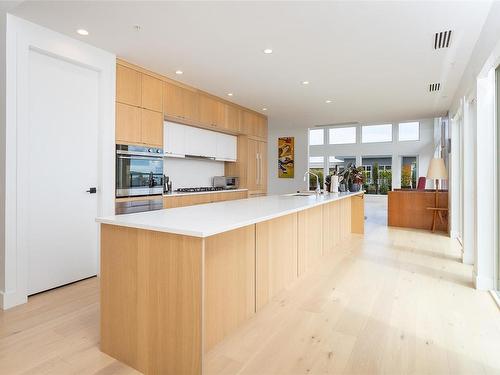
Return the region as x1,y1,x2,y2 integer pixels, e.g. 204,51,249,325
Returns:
259,154,263,186
256,153,260,185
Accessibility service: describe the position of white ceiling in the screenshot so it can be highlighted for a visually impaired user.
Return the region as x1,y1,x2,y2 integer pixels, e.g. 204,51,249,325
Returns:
10,1,492,128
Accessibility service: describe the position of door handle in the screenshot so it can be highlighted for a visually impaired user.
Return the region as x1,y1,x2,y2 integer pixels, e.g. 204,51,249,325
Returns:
86,187,97,194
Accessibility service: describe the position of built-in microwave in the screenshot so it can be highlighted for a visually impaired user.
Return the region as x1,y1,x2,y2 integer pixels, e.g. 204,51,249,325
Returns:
213,176,239,190
116,144,164,198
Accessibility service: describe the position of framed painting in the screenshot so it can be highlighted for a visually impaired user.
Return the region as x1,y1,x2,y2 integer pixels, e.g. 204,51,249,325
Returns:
278,137,294,178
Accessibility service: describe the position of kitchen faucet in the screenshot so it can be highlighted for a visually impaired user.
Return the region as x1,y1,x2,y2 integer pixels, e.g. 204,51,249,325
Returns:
303,171,321,194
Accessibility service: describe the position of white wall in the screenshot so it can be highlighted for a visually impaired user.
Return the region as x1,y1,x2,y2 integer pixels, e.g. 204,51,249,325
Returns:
0,8,7,294
164,158,224,189
448,2,500,290
1,15,115,309
267,127,309,195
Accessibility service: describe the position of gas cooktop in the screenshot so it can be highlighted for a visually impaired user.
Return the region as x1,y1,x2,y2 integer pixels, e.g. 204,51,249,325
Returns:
175,186,225,193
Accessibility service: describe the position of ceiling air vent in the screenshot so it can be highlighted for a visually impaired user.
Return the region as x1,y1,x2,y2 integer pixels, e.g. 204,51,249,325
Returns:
429,83,441,92
434,30,452,49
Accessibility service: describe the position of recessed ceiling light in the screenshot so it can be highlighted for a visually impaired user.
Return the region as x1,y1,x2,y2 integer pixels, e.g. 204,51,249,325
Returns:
301,81,310,85
325,99,332,103
76,29,89,36
262,108,268,111
263,48,273,54
227,93,233,96
175,70,183,75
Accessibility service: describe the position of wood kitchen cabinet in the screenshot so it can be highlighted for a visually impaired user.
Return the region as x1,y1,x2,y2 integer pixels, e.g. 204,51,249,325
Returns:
246,138,267,195
141,74,163,112
116,102,141,145
242,110,267,139
198,94,225,129
226,136,267,196
141,109,163,147
116,103,162,146
116,64,141,107
117,65,162,113
224,104,241,132
163,81,199,122
163,190,248,209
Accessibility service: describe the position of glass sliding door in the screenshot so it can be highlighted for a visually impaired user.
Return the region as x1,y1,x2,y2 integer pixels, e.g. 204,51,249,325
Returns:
361,156,392,194
496,66,500,292
401,156,418,189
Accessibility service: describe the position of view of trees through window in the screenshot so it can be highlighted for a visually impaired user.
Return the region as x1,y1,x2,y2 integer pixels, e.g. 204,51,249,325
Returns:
401,156,418,188
361,156,392,194
308,156,324,189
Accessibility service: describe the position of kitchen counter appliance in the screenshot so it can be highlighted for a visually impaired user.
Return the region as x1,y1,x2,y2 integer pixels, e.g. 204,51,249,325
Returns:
213,176,239,190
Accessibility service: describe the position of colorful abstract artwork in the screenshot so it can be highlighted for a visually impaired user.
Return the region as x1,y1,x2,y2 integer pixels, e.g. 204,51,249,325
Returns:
278,137,294,178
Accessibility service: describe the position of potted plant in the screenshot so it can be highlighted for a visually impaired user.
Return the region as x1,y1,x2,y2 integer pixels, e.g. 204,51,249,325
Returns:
349,166,364,192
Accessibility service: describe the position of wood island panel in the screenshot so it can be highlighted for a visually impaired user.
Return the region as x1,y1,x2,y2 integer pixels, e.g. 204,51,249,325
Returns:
351,193,365,234
100,224,203,375
203,225,255,352
297,205,323,277
256,213,298,310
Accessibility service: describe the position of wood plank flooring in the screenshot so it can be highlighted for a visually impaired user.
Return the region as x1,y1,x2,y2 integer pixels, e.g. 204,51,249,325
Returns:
1,196,499,374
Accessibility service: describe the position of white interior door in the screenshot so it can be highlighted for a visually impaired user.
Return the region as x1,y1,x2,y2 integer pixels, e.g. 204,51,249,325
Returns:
26,49,99,295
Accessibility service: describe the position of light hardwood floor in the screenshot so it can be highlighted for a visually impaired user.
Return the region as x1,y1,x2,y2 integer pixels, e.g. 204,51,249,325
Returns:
1,197,499,374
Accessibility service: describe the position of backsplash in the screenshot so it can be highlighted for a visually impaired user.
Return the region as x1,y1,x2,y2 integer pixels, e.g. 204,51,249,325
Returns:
163,157,225,189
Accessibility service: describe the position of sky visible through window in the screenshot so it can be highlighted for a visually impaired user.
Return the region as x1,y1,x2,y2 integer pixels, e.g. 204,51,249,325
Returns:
329,127,356,144
309,129,324,145
362,124,392,143
398,122,420,141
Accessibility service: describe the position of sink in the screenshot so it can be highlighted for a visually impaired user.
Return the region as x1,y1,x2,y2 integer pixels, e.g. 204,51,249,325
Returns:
284,191,319,197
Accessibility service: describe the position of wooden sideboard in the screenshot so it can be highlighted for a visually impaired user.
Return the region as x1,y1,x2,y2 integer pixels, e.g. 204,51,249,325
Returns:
388,190,449,233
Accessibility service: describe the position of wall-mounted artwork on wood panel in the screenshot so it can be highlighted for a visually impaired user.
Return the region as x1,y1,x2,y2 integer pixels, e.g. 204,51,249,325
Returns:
278,137,294,178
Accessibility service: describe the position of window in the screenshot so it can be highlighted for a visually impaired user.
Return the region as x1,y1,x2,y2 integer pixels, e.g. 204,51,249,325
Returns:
308,156,324,189
401,156,418,188
329,156,355,175
398,122,420,141
309,129,324,145
328,127,356,144
361,124,393,143
361,156,392,194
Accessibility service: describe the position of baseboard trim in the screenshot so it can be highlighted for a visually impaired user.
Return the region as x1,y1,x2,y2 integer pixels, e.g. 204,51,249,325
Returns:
0,290,28,310
473,271,496,290
489,290,500,310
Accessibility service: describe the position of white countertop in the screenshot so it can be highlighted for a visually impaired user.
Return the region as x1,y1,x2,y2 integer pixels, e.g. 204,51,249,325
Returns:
163,188,248,197
97,191,363,238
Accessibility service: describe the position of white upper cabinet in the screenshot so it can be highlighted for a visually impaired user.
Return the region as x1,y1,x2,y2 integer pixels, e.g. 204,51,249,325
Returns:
164,121,186,156
185,126,217,158
216,133,237,161
163,122,236,161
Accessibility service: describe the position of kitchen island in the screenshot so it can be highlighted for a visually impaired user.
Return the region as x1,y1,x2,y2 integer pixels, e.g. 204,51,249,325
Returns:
96,191,364,374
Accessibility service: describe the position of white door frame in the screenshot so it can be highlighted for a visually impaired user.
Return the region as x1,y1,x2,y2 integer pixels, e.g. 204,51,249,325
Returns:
450,109,463,240
2,15,115,309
